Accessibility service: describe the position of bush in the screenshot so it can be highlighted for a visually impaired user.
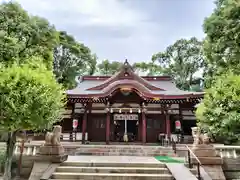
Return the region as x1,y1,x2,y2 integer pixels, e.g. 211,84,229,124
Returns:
196,72,240,143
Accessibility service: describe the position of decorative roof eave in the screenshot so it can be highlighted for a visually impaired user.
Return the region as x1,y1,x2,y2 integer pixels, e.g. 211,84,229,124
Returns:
100,80,165,94
67,96,203,104
67,92,204,100
67,78,204,100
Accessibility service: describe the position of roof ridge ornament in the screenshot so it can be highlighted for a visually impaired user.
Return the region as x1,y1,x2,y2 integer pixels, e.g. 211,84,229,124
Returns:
122,59,134,72
124,59,129,66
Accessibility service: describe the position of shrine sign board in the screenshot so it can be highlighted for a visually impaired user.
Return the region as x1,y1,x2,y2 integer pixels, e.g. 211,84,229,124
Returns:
114,114,138,121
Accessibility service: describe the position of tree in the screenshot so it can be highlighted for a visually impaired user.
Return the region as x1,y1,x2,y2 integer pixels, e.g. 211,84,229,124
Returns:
133,61,163,75
189,78,204,92
53,31,97,89
97,60,123,75
196,72,240,144
152,37,204,90
0,59,66,180
0,2,58,68
203,0,240,87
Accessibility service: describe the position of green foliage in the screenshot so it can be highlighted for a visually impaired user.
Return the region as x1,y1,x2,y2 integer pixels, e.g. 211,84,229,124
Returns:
97,59,123,75
0,2,58,69
152,37,204,90
196,72,240,143
133,62,163,76
0,58,66,131
53,31,97,89
203,0,240,86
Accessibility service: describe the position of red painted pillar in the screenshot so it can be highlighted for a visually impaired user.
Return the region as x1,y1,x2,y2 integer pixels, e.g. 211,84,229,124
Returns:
165,114,171,138
142,111,146,143
82,109,87,144
106,111,110,144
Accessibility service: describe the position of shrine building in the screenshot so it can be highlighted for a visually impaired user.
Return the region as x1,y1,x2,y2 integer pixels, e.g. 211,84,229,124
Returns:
63,60,204,144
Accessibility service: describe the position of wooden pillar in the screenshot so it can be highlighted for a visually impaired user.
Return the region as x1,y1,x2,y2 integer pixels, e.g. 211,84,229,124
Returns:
82,104,88,144
141,109,146,144
179,104,183,130
106,110,110,144
138,117,142,141
165,113,171,138
70,103,75,141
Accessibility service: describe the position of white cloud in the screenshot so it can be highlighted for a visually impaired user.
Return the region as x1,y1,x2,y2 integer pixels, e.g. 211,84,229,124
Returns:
1,0,215,63
14,0,148,28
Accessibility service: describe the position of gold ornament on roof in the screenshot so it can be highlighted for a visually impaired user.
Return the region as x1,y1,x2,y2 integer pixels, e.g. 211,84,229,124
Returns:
120,87,132,96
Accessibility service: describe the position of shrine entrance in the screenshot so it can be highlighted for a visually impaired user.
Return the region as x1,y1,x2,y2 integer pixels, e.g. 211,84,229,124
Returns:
113,114,139,142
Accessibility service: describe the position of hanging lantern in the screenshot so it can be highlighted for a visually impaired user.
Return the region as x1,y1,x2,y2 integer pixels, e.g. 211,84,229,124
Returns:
175,120,181,130
130,108,132,113
138,109,141,113
110,108,113,113
119,109,122,113
72,119,78,129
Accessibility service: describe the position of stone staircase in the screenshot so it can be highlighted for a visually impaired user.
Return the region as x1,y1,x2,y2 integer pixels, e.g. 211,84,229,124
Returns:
74,144,177,156
50,161,174,180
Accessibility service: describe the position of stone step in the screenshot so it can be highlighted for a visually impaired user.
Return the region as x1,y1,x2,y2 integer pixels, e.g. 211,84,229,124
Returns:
74,152,175,156
77,147,173,149
62,161,166,168
76,147,173,151
74,147,177,157
75,147,173,150
56,166,169,174
77,145,172,149
51,172,174,180
74,145,172,149
75,149,174,152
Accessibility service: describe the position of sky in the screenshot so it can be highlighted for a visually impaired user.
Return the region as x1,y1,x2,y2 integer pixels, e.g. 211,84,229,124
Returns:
2,0,216,64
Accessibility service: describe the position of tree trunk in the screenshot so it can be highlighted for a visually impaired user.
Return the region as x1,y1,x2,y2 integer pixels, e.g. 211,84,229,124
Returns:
3,131,17,180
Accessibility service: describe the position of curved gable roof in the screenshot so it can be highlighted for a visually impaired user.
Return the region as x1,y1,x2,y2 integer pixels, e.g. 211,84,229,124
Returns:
87,59,164,91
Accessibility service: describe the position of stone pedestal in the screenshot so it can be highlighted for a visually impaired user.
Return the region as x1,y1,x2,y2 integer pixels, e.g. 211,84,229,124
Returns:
29,141,68,180
39,144,65,156
191,144,223,165
191,144,226,180
28,154,68,180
